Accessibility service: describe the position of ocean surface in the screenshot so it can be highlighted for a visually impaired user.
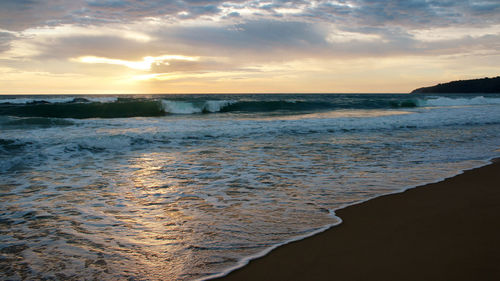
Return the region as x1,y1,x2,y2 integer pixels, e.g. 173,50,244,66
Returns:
1,93,499,280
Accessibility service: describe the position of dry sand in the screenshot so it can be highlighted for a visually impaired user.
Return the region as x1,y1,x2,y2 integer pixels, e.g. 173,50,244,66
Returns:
215,160,500,281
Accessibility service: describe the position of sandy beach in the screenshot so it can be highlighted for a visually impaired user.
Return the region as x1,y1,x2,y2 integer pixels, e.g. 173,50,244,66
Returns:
215,159,500,281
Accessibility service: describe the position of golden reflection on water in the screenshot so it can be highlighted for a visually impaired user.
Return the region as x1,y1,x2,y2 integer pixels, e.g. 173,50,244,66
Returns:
112,151,218,280
3,95,499,281
250,109,413,121
130,153,173,189
117,149,323,280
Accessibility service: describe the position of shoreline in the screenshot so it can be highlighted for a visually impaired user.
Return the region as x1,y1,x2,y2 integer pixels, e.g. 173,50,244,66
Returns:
210,158,500,281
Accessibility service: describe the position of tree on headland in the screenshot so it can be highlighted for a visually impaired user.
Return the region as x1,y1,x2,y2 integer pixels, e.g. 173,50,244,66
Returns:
411,76,500,94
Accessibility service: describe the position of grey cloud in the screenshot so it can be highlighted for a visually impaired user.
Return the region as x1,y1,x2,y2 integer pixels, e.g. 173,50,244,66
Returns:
180,4,222,18
422,33,500,55
0,0,228,31
2,0,499,72
324,28,500,58
226,12,241,18
0,0,83,31
25,14,499,66
34,35,155,60
23,19,332,67
0,0,38,11
184,0,225,4
469,0,500,15
2,0,500,33
158,20,330,58
86,0,129,8
348,0,500,27
81,0,233,22
0,32,16,53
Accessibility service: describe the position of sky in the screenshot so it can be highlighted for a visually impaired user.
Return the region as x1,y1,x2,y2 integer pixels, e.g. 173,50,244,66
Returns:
0,0,499,94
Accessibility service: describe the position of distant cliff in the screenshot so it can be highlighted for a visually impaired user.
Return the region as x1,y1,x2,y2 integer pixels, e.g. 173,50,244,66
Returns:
411,76,500,94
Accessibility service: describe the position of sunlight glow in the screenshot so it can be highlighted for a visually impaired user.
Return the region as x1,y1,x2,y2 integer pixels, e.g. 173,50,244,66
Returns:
74,55,200,71
0,0,498,94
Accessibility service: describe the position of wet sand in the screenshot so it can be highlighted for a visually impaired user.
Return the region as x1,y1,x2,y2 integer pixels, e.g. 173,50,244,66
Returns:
215,160,500,281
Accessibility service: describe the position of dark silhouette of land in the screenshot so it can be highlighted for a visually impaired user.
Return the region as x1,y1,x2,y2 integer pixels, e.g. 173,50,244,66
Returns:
411,76,500,94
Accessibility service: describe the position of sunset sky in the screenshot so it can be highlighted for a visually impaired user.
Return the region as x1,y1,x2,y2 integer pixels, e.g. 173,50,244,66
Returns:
0,0,499,94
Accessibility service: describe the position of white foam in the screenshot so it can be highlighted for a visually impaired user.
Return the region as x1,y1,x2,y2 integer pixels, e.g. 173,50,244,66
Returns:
204,100,234,112
200,157,498,280
161,100,234,114
420,96,500,107
64,102,500,146
87,97,118,103
2,96,500,281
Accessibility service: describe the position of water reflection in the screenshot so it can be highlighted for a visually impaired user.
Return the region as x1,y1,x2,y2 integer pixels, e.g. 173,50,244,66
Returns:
0,112,498,280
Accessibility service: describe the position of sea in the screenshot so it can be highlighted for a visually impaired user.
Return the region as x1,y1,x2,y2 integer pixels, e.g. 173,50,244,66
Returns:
1,93,499,280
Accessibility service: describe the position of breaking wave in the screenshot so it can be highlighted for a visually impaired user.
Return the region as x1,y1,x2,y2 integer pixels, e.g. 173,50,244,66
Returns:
161,100,235,114
0,95,499,119
420,96,500,107
0,99,164,119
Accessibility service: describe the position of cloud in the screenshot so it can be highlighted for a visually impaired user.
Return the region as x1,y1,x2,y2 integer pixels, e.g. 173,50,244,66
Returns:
347,0,500,28
74,54,199,70
1,0,499,94
31,34,153,60
9,15,499,70
18,18,330,63
0,31,16,53
2,1,500,34
0,0,83,31
154,20,330,60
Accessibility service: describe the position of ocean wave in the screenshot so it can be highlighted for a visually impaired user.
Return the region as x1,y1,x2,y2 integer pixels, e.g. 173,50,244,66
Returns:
0,139,34,172
161,100,235,114
420,96,500,107
0,95,499,119
1,94,499,281
0,99,164,119
0,138,32,153
0,96,118,105
10,104,498,157
0,117,75,128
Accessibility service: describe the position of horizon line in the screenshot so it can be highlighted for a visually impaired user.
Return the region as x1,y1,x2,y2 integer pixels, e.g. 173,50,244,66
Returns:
0,92,413,96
